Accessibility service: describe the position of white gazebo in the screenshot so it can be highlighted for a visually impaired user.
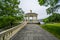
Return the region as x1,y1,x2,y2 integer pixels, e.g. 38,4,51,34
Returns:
25,10,39,23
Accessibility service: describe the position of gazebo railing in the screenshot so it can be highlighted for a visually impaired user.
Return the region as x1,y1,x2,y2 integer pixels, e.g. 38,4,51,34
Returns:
27,20,40,23
0,21,28,40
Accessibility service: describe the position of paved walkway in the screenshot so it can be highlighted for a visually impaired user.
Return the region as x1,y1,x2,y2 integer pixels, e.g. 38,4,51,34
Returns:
10,24,59,40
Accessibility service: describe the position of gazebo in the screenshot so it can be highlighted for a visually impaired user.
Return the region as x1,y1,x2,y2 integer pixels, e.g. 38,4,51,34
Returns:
25,10,38,22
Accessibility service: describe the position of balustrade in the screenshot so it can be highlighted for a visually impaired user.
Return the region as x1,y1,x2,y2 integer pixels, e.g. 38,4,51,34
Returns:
0,21,28,40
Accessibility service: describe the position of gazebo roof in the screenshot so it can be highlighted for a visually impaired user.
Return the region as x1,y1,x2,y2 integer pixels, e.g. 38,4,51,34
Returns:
25,13,38,17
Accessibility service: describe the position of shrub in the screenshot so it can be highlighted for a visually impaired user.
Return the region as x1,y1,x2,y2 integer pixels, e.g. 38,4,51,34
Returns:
0,16,16,29
43,13,60,23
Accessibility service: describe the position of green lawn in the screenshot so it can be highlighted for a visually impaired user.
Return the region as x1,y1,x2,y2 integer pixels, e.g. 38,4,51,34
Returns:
40,23,60,39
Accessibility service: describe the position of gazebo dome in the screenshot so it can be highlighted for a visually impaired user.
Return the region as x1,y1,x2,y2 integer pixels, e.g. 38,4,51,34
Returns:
25,13,38,17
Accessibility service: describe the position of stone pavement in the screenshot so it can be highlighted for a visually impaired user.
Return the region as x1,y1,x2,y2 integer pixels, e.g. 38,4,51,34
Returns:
10,24,59,40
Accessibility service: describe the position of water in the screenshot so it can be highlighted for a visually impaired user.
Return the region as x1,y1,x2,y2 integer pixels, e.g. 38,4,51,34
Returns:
39,19,45,24
40,22,45,24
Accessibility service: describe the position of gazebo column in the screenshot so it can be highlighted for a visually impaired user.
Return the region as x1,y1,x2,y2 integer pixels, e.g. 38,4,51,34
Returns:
36,16,37,20
28,16,29,21
32,17,34,23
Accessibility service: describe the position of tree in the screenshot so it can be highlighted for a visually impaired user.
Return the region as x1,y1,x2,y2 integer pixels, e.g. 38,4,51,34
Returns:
0,0,24,29
43,13,60,23
38,0,60,14
0,0,20,16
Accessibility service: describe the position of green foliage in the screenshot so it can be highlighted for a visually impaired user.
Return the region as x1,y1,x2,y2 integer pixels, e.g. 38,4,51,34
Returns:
0,0,20,16
38,0,45,6
38,0,58,6
38,0,59,14
0,16,16,28
0,0,24,29
46,7,54,14
43,13,60,23
43,18,49,23
41,23,60,39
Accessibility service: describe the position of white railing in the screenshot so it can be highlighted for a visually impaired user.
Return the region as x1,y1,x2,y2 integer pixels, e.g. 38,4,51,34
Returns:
0,21,28,40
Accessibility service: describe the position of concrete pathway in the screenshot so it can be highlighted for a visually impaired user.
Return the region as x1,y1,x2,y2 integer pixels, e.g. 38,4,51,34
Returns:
10,24,59,40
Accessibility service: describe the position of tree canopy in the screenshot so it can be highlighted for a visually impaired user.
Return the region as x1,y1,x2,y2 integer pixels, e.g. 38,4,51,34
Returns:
38,0,60,14
0,0,24,29
43,13,60,23
0,0,20,16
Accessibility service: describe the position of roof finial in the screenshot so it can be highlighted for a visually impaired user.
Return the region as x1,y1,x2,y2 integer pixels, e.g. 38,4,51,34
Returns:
30,10,32,13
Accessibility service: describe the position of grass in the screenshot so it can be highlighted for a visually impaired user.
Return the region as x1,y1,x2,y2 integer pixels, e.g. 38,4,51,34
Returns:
40,23,60,39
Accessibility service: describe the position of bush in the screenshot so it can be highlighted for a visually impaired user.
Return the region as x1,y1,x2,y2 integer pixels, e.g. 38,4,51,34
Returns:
43,18,49,23
0,0,24,29
43,13,60,23
0,16,16,29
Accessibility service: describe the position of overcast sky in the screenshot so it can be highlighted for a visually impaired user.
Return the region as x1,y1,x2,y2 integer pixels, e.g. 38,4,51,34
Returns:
19,0,50,19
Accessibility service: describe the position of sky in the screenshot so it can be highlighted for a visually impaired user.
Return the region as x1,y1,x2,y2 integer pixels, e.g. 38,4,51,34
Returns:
19,0,50,19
